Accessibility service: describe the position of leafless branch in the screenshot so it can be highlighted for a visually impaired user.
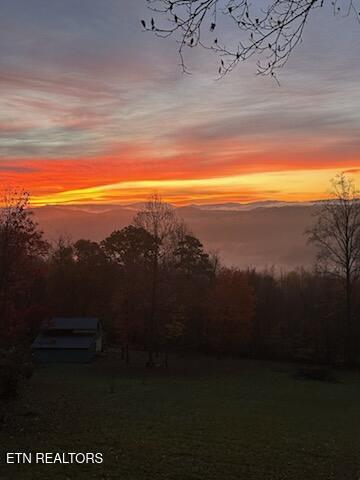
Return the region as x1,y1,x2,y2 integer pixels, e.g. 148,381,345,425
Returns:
142,0,360,80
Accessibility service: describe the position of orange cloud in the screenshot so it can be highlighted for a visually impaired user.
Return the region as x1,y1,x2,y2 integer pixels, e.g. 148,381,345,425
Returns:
1,134,359,207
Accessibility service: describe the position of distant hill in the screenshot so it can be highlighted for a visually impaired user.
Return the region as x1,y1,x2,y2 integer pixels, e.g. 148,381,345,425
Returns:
32,202,317,270
188,200,314,211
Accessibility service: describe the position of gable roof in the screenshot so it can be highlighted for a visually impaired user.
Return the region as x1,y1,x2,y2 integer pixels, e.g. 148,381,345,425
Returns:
42,317,100,331
32,334,95,350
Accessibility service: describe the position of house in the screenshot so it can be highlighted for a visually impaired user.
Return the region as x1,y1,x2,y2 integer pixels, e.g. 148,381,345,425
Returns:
32,317,103,363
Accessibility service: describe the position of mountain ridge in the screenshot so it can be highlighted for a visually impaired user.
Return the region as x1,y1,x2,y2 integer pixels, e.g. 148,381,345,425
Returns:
31,199,318,213
31,203,317,270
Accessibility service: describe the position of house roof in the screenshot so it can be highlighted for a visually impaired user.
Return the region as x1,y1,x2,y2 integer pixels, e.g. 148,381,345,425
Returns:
32,334,96,350
42,317,100,331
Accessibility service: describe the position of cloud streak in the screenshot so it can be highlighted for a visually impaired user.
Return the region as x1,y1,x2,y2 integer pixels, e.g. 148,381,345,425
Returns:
0,0,359,204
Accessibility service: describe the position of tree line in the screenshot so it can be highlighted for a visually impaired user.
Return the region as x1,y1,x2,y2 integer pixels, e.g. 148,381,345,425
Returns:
0,175,359,371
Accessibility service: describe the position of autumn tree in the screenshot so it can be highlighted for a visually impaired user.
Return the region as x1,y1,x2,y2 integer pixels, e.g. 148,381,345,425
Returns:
0,190,48,345
74,239,108,267
102,225,159,268
307,173,360,363
143,0,360,79
172,234,214,349
174,234,213,277
102,226,159,361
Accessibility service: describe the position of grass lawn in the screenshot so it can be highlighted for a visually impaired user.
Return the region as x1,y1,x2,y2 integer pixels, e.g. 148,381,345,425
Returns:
1,352,360,479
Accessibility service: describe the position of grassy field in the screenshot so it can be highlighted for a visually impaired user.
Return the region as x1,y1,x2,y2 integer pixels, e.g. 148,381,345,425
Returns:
1,352,360,480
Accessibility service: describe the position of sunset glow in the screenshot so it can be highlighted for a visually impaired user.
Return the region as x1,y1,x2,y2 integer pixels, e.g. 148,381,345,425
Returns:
25,168,360,206
1,1,359,206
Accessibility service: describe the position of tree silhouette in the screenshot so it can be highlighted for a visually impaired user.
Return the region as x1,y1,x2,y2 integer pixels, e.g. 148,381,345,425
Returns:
102,225,159,361
174,234,212,277
134,195,184,366
0,190,48,344
205,268,254,356
307,173,360,363
143,0,359,80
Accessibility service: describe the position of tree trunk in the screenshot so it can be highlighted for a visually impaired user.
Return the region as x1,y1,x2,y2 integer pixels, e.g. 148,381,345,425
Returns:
146,253,158,368
345,276,355,365
146,349,155,368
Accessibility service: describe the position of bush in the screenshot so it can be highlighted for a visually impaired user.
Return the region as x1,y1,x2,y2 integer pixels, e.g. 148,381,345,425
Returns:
0,349,33,401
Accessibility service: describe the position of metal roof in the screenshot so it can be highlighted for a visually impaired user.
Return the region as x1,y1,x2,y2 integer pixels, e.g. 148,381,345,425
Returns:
42,317,100,331
32,334,96,350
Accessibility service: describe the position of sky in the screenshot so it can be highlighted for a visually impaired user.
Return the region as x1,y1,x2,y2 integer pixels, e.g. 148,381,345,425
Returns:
0,0,359,206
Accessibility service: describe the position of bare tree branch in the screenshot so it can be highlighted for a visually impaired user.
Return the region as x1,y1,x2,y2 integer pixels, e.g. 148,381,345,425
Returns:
306,173,360,362
142,0,360,80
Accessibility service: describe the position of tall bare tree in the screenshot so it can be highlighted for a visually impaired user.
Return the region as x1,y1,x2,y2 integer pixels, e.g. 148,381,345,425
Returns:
134,194,186,258
134,194,184,366
307,174,360,363
143,0,360,80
